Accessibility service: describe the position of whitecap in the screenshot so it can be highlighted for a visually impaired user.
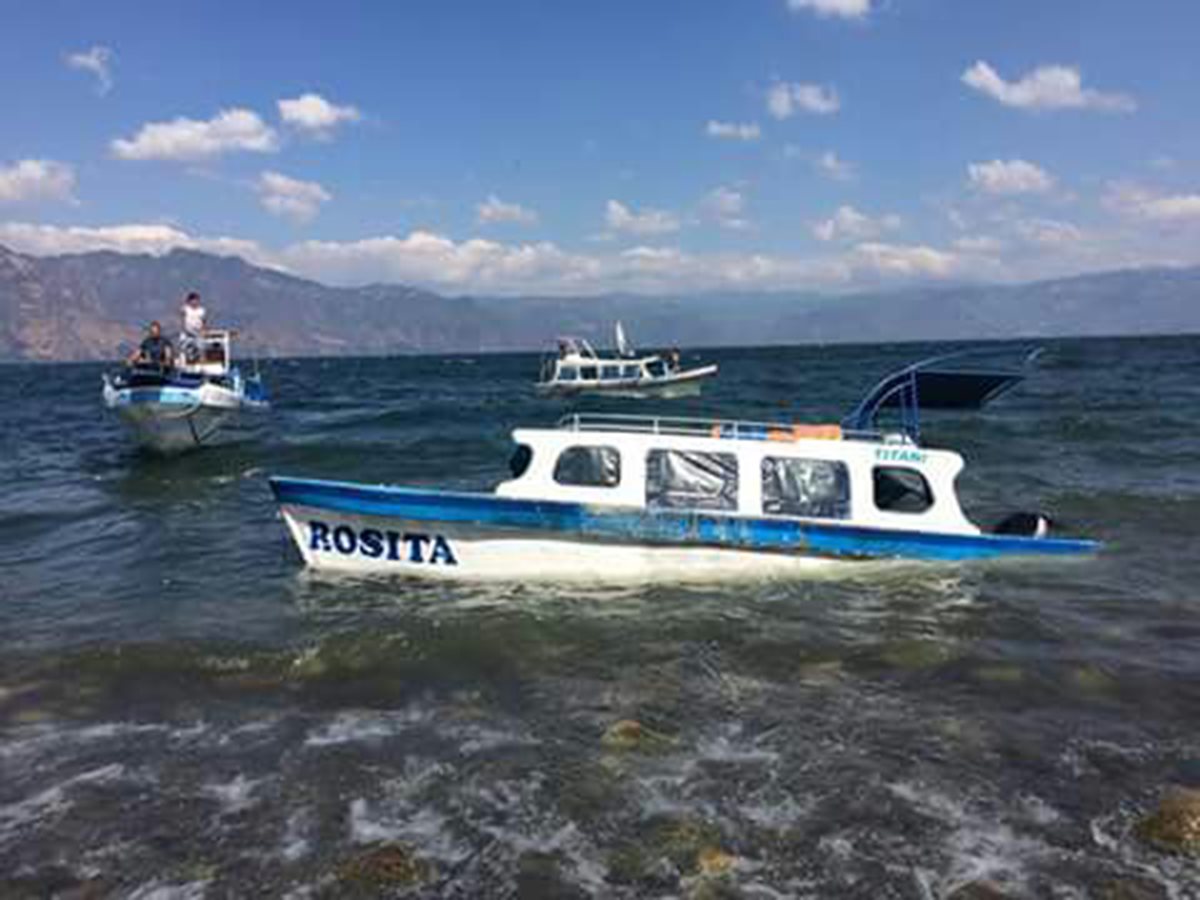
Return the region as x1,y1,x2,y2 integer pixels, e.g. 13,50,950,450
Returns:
201,773,261,814
695,724,780,765
0,763,126,844
304,708,429,747
280,809,312,862
127,879,210,900
347,798,467,863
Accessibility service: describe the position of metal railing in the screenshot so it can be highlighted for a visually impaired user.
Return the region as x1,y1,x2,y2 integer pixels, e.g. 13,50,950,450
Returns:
555,412,905,444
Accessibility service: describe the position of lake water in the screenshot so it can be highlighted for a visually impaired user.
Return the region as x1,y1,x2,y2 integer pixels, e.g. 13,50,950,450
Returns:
2,337,1198,897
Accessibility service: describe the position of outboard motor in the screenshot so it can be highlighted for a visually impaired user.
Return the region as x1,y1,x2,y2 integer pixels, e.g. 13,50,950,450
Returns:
993,512,1052,538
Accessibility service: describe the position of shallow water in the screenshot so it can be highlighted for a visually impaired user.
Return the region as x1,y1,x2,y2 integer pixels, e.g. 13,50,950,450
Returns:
1,337,1198,897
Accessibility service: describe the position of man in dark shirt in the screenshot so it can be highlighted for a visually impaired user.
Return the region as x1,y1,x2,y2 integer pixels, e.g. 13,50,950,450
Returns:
127,321,174,369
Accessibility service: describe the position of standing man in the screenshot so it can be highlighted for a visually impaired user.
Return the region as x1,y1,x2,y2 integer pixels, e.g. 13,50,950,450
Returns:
180,291,207,361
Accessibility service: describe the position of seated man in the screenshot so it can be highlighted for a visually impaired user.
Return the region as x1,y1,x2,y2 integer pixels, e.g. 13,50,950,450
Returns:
127,321,174,370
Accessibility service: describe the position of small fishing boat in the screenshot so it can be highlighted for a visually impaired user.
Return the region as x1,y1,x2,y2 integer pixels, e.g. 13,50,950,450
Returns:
102,330,269,453
536,322,718,398
270,349,1098,580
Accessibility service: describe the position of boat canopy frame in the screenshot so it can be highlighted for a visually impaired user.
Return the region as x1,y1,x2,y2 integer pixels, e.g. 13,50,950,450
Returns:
841,346,1041,443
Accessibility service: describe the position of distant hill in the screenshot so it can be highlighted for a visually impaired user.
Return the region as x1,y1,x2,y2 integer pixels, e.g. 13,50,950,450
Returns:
0,243,1197,361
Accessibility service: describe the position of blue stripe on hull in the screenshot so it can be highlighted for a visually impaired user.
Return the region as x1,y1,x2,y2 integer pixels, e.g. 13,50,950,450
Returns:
268,476,1099,562
111,387,202,407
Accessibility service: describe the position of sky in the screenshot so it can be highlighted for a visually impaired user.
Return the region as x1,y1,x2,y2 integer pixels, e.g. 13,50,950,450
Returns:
1,0,1198,295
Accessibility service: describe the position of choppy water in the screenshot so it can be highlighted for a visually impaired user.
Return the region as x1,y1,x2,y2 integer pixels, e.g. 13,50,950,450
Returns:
2,337,1198,898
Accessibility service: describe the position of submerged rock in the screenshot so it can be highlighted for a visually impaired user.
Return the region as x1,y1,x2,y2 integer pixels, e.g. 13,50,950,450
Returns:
601,718,673,752
1069,664,1118,696
336,842,433,887
879,639,958,671
1098,876,1169,899
606,843,659,885
513,851,590,899
1135,786,1200,855
696,846,736,877
972,664,1025,685
795,659,844,685
945,882,1016,900
652,818,725,874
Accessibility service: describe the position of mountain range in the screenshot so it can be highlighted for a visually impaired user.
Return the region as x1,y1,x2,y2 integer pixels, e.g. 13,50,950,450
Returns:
1,242,1197,362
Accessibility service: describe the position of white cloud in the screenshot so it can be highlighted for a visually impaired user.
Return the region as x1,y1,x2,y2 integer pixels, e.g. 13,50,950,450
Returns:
111,108,279,161
477,194,539,226
0,159,76,205
700,186,750,230
279,231,603,292
605,200,681,236
812,205,900,242
961,61,1135,113
967,159,1054,195
0,221,263,261
1140,195,1200,221
257,171,332,224
1014,218,1084,247
277,93,362,137
705,120,761,142
0,220,974,294
953,235,1004,254
815,150,855,181
849,242,957,278
1105,183,1200,222
65,45,114,95
786,0,872,20
767,82,840,119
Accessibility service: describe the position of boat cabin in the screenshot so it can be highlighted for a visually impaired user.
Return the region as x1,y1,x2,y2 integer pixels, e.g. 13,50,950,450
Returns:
540,336,675,389
179,330,234,378
496,413,980,536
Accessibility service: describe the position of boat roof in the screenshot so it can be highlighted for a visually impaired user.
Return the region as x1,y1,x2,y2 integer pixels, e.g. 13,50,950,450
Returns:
841,346,1039,442
553,412,892,445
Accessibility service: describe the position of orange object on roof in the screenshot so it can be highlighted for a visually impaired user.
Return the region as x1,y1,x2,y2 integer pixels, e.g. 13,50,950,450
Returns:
792,424,842,440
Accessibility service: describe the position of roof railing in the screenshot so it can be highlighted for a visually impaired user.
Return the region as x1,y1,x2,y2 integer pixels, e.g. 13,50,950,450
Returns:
555,412,902,444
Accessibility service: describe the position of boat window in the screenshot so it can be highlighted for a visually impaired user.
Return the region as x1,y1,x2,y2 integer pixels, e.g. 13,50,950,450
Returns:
646,359,667,378
873,466,934,514
580,365,598,380
508,444,533,478
559,366,579,382
646,449,738,511
622,364,640,379
762,457,850,519
554,445,621,487
601,364,621,380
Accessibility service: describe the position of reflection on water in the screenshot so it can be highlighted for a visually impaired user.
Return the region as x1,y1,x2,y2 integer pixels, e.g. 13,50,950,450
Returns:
2,338,1199,896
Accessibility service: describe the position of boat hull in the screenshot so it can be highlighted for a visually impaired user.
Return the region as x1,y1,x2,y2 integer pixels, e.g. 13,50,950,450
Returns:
537,364,718,399
103,379,266,454
270,477,1099,581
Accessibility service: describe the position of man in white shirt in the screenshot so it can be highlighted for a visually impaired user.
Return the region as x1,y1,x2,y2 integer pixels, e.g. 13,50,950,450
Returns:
181,291,207,361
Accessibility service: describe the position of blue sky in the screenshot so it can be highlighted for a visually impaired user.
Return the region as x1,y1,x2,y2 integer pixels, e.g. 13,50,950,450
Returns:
1,0,1197,294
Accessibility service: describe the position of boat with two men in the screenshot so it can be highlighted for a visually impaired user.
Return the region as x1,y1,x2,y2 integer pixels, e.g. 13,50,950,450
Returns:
536,322,718,398
269,349,1099,580
103,328,269,454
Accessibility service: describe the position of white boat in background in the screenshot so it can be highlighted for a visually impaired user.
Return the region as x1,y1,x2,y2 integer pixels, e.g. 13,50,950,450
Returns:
102,330,269,454
536,322,718,398
271,349,1099,581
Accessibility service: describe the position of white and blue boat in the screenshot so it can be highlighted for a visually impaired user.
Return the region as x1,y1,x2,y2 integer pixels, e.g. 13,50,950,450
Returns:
536,323,718,398
103,330,269,454
270,351,1098,580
